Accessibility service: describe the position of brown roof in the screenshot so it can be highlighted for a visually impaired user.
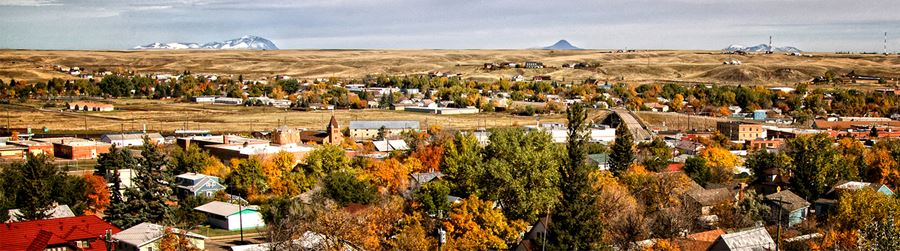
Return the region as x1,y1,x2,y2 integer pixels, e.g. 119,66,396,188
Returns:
687,188,734,206
687,229,726,242
329,115,339,128
765,190,810,212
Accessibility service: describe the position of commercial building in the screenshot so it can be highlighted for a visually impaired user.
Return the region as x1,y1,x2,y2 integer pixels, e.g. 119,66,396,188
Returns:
403,106,480,115
33,137,111,159
100,133,165,147
716,121,764,141
348,120,420,140
6,139,54,156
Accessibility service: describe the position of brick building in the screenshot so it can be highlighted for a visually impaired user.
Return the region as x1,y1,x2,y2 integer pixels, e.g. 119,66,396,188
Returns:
717,121,764,141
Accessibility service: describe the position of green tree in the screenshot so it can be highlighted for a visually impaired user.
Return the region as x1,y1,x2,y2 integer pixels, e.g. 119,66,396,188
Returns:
609,122,635,175
226,157,268,199
785,134,841,200
441,133,485,197
483,128,561,221
323,170,377,205
745,150,792,184
684,157,711,186
100,147,137,227
303,144,351,177
169,144,215,174
9,153,60,220
860,216,900,250
120,138,173,227
548,103,604,250
637,137,672,172
413,179,451,216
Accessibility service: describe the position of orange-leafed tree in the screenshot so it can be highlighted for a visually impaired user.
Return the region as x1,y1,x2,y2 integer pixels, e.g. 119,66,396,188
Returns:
365,158,411,194
443,196,527,250
82,174,110,215
409,143,443,172
698,147,739,184
865,148,900,188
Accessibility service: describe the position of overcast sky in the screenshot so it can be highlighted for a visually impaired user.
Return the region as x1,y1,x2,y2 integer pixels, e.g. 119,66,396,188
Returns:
0,0,898,52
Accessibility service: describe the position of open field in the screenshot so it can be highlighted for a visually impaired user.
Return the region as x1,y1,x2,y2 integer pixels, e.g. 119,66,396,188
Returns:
1,99,611,134
1,49,898,86
636,111,728,132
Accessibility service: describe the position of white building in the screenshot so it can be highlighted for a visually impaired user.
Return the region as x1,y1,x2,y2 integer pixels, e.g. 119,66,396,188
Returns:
113,222,207,251
194,201,265,231
100,133,165,147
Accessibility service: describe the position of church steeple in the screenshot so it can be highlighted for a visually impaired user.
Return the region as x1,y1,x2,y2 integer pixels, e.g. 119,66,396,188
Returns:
325,115,343,145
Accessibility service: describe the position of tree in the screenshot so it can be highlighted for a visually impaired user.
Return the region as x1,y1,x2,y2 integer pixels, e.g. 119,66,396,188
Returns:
101,147,136,227
609,122,635,175
670,93,684,112
225,157,268,199
698,147,739,184
303,144,351,176
860,216,900,251
82,174,110,215
637,137,672,172
866,148,900,189
365,158,411,194
169,144,217,174
441,133,485,197
158,227,203,251
120,137,173,227
785,134,841,200
745,150,792,184
262,151,303,196
481,128,561,221
443,196,527,250
409,143,443,172
323,170,377,205
829,187,900,231
413,179,451,216
683,157,711,186
548,103,604,249
12,153,60,220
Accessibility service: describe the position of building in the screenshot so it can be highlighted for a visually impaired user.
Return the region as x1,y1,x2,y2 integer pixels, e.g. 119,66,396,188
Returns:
588,153,610,170
100,133,165,147
403,106,480,115
410,172,444,191
192,96,217,103
6,204,75,223
708,227,776,251
717,121,764,141
765,190,810,227
0,215,121,251
752,110,768,121
174,173,226,197
113,222,207,251
524,61,544,69
745,139,785,151
348,120,420,140
67,102,114,112
370,139,410,152
33,137,111,159
6,139,54,156
686,187,735,216
324,115,343,145
194,201,266,231
214,97,244,105
0,144,26,159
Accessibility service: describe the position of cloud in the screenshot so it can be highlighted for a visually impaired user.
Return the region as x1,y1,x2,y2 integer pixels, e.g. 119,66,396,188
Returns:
0,0,61,6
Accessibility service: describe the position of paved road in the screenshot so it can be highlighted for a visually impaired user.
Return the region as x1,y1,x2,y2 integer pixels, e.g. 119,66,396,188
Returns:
205,233,267,251
612,108,652,142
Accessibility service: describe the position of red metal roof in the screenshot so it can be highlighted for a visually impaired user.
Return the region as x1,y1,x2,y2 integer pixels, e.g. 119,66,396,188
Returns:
0,215,120,251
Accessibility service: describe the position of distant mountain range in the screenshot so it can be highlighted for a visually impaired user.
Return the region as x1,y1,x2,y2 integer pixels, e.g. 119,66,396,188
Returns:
133,35,278,50
723,44,801,53
543,40,582,50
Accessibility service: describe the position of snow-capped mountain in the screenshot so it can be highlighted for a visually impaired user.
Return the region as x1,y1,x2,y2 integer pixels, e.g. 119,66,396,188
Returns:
543,39,582,50
133,35,278,50
724,44,801,53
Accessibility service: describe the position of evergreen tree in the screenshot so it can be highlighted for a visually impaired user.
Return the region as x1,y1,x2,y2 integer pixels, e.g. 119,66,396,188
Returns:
120,137,172,227
100,147,138,227
609,122,635,175
547,103,604,249
13,153,59,221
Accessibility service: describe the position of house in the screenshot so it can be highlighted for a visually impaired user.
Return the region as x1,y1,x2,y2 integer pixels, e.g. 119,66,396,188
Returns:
66,102,114,112
524,61,544,69
708,227,776,251
100,133,165,147
33,137,111,160
370,139,410,152
214,97,244,105
174,173,226,197
348,120,420,140
6,204,76,223
113,222,207,251
514,217,551,251
588,153,610,170
511,74,526,82
0,215,121,251
409,172,445,191
753,110,768,121
717,121,764,141
194,201,265,231
765,190,810,227
532,75,551,81
192,96,217,103
644,102,670,112
814,180,894,218
686,187,735,216
675,140,706,155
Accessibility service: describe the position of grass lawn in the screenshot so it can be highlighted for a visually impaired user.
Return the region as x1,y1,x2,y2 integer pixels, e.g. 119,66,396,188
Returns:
195,225,266,237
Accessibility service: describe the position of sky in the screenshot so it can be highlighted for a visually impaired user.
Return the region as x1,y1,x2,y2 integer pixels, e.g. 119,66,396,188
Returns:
0,0,898,52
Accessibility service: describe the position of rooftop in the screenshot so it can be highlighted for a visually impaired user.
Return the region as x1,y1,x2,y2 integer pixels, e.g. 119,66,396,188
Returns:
102,133,164,141
112,222,206,247
7,204,76,223
194,201,258,217
0,215,120,251
765,190,810,212
348,120,420,130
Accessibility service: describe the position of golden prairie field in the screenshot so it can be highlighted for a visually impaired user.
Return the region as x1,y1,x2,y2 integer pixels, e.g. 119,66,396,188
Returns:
1,49,898,86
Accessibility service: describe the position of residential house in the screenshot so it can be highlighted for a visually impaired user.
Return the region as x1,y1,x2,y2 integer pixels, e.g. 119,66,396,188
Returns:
686,187,735,216
511,74,526,82
524,62,544,69
708,227,776,251
0,215,121,251
174,173,226,197
6,204,76,223
588,153,610,171
113,222,207,251
765,190,810,227
675,140,706,155
194,201,265,231
348,120,420,140
814,180,894,218
101,133,165,147
409,172,445,191
514,217,551,251
370,139,410,152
